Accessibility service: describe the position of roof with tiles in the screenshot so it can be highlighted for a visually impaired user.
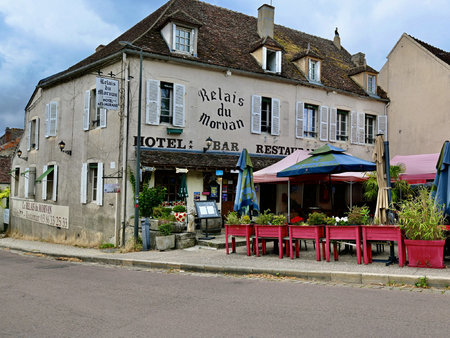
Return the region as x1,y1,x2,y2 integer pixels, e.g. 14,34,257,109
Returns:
0,156,11,184
38,0,386,99
410,35,450,66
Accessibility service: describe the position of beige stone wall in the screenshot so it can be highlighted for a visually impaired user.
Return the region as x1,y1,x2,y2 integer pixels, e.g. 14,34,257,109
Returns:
378,34,450,156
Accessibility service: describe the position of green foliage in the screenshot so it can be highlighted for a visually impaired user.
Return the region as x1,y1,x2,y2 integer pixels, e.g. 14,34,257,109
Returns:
307,212,328,225
240,215,251,225
415,276,429,288
254,209,274,225
172,205,187,213
347,206,371,225
224,212,251,225
138,186,167,218
0,187,10,208
158,223,173,236
398,188,445,240
271,214,287,225
99,243,115,249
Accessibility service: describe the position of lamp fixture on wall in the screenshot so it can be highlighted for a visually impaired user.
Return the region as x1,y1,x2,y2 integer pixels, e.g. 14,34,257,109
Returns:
58,141,72,156
203,137,213,153
17,149,28,161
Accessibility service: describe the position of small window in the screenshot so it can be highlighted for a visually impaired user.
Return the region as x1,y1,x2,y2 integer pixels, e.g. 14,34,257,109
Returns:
303,104,318,138
261,97,272,133
175,26,192,53
367,74,376,94
308,59,320,82
336,110,348,141
84,89,107,130
14,168,20,196
89,164,98,202
365,114,376,144
263,47,281,73
160,82,173,124
81,162,103,205
46,167,54,200
27,118,39,151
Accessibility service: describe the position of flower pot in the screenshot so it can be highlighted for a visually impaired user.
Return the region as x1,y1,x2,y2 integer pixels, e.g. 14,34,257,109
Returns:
174,212,187,222
404,239,445,269
155,234,175,251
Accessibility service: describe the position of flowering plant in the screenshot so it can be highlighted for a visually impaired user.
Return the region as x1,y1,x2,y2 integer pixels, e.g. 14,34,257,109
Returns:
290,216,305,225
334,216,349,225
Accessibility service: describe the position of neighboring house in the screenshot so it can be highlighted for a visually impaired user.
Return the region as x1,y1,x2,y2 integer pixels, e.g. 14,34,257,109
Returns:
10,0,388,244
378,33,450,156
0,128,23,230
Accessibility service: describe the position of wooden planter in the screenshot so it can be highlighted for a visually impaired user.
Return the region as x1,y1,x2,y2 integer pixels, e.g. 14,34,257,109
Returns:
361,225,406,267
325,225,362,264
288,225,325,261
254,224,289,259
404,239,446,269
225,224,254,256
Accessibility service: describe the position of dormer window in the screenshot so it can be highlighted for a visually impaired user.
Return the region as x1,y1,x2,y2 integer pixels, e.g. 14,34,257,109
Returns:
367,74,376,95
308,59,321,82
174,25,192,53
262,46,281,73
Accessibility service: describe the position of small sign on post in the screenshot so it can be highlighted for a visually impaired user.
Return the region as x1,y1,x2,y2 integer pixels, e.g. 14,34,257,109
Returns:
194,201,219,240
96,77,119,110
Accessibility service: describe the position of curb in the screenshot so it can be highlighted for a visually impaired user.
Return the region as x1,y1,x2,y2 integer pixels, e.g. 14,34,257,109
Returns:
2,243,450,289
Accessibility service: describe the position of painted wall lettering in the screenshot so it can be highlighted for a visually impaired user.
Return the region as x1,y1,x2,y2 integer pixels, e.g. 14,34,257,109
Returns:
133,136,187,149
198,87,245,131
255,144,308,156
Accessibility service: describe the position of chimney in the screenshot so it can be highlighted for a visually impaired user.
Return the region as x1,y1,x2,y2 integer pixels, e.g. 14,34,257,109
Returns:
333,27,341,50
4,128,11,142
257,4,275,38
351,52,366,67
96,44,105,53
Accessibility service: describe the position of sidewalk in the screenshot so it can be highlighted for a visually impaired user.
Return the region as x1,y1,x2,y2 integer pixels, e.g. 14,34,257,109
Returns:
1,235,450,288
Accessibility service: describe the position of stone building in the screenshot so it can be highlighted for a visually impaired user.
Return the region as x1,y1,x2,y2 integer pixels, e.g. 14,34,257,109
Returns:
10,0,387,244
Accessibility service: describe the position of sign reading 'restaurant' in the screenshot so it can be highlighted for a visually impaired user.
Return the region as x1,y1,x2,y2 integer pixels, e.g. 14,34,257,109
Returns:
12,200,69,229
96,77,119,109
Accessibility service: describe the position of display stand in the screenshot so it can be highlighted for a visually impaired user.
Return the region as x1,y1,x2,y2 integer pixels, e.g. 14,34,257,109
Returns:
195,201,220,240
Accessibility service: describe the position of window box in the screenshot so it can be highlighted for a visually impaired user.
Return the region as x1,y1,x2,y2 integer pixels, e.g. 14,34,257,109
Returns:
325,225,362,264
166,127,183,135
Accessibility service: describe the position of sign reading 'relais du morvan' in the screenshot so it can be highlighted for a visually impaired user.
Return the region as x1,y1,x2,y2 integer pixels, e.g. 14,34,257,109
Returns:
12,200,69,229
96,77,119,110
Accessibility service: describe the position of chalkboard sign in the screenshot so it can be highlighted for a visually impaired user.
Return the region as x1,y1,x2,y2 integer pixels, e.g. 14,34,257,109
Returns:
194,201,220,219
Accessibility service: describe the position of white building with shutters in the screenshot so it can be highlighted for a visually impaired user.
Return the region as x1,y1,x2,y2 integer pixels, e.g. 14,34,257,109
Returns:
9,0,388,245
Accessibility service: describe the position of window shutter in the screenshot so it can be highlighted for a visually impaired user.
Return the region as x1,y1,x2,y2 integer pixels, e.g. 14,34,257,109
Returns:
80,163,87,204
350,111,358,144
45,104,50,137
262,47,267,70
251,95,262,134
52,165,58,201
357,112,365,144
96,162,103,206
329,108,337,142
271,98,280,136
172,23,177,51
319,106,329,141
99,108,107,128
173,83,185,127
24,167,29,198
49,102,58,136
377,115,387,136
146,79,160,125
190,28,195,55
35,118,39,150
42,165,48,200
83,90,90,131
275,51,282,73
295,101,304,138
308,59,313,80
316,61,321,82
27,121,32,151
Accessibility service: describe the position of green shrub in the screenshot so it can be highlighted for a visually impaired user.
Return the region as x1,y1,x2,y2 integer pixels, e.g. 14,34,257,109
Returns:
139,186,166,218
225,211,240,225
254,209,274,225
240,215,251,224
172,205,187,212
271,214,287,225
398,189,445,240
347,206,370,225
307,212,328,225
158,223,173,236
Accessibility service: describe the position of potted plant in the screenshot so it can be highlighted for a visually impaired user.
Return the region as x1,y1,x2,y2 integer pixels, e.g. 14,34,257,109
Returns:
398,189,446,268
172,205,187,222
224,211,254,256
253,210,288,259
155,222,175,251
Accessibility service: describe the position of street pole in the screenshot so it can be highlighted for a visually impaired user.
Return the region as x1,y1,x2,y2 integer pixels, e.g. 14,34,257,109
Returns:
134,47,143,243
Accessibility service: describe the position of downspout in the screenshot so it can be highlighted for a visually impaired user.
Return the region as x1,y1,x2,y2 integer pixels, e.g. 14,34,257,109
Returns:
120,52,130,246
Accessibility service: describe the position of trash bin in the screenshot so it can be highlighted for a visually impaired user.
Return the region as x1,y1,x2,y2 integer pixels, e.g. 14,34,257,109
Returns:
142,218,150,251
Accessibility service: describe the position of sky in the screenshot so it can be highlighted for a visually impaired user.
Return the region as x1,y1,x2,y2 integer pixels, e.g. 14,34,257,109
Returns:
0,0,449,133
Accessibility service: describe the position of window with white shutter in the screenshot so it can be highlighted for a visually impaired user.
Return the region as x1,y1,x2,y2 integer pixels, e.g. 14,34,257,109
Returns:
83,90,90,131
350,111,358,144
27,121,32,151
27,119,39,150
81,163,88,204
52,165,58,201
173,83,185,127
81,163,103,205
24,167,29,198
358,112,366,144
96,162,103,206
146,79,161,125
377,115,388,136
34,118,39,150
303,104,318,138
251,95,262,134
271,98,280,136
48,102,58,136
329,108,337,142
295,101,304,138
364,114,376,144
308,59,321,82
319,106,329,141
262,47,282,73
42,165,48,200
99,108,107,128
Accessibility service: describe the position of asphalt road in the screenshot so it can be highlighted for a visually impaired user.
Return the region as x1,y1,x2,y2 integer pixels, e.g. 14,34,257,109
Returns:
1,249,449,337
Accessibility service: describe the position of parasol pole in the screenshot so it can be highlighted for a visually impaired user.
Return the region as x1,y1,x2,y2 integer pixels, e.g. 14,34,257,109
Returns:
384,139,396,265
288,179,291,221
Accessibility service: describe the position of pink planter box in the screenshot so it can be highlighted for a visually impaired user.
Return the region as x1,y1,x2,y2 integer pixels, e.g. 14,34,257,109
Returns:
325,225,361,264
289,225,325,261
225,224,254,256
361,225,405,267
404,239,445,269
254,224,289,259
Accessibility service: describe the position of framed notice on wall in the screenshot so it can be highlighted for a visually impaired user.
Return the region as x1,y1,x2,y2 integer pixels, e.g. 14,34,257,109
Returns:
194,201,220,219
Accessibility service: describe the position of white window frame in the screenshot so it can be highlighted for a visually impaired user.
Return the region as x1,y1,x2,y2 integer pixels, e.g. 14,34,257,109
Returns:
262,47,282,73
336,110,349,142
365,114,376,144
251,95,280,135
45,101,58,137
27,118,39,151
84,89,107,130
81,162,103,206
308,59,321,82
367,74,376,95
303,104,318,138
172,24,195,55
42,164,58,201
